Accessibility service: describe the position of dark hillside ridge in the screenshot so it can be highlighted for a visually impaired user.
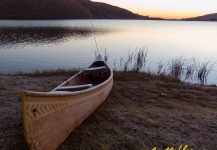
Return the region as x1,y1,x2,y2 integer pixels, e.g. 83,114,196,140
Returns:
182,13,217,21
0,0,161,20
0,0,90,19
89,2,153,19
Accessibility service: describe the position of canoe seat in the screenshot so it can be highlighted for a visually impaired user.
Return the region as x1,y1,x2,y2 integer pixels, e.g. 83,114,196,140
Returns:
82,66,106,74
56,84,93,92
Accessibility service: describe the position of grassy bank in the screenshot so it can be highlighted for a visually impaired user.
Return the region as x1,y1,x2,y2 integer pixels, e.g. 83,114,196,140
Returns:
0,70,217,150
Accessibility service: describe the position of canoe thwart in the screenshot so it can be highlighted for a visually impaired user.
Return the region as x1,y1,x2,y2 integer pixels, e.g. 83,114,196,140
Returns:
55,84,93,92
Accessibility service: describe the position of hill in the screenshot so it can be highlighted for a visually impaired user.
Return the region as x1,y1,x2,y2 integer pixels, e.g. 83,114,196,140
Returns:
0,0,156,20
182,13,217,21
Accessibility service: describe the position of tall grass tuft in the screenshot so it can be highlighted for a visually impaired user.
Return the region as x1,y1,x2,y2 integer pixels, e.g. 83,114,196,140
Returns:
185,58,197,81
116,47,148,72
157,60,166,75
124,51,134,72
167,56,185,79
104,49,108,63
197,60,215,85
133,47,148,72
119,56,124,71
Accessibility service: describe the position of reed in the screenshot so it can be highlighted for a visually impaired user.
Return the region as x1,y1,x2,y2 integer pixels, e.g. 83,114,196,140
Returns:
157,60,166,75
167,56,185,80
124,51,134,72
103,49,109,63
133,47,148,72
184,58,196,81
113,49,216,85
119,56,124,71
114,47,148,72
197,60,215,85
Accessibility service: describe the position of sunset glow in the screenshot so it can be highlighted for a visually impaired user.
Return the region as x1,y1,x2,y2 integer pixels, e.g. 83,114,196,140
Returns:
136,10,207,20
93,0,217,19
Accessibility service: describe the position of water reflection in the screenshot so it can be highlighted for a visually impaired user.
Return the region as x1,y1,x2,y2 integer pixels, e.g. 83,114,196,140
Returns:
1,20,217,84
0,27,113,49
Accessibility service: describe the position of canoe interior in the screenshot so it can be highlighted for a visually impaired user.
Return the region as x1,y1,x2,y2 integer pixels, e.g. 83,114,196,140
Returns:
54,60,111,92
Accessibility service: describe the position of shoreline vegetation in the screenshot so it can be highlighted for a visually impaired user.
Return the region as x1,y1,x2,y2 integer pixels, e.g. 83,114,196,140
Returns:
110,48,216,85
6,48,216,85
0,52,217,149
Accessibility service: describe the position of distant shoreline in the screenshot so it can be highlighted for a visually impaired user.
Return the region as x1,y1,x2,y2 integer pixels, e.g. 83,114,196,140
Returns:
1,0,216,21
1,19,217,22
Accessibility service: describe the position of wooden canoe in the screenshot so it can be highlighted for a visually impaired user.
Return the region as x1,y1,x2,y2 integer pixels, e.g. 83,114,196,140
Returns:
22,55,113,150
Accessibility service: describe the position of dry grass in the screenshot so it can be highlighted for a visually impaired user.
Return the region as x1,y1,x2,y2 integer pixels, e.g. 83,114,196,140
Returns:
13,68,81,77
0,71,217,150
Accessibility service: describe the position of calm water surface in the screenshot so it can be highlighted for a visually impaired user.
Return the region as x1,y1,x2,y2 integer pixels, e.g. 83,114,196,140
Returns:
0,20,217,84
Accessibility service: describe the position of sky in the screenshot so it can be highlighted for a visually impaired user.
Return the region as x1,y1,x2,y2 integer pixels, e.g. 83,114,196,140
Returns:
93,0,217,19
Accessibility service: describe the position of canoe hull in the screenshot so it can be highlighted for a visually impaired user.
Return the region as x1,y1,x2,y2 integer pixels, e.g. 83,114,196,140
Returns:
22,78,113,150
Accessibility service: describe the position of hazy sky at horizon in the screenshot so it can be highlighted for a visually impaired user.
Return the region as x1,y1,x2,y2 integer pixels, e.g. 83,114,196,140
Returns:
93,0,217,19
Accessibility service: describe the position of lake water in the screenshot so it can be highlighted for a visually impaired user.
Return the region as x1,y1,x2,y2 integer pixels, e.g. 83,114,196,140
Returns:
0,20,217,84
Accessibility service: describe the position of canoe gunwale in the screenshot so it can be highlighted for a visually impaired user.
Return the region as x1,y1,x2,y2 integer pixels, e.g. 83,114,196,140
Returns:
23,66,113,97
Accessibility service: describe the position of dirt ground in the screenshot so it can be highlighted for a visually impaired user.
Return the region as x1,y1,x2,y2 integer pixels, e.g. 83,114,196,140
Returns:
0,72,216,150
